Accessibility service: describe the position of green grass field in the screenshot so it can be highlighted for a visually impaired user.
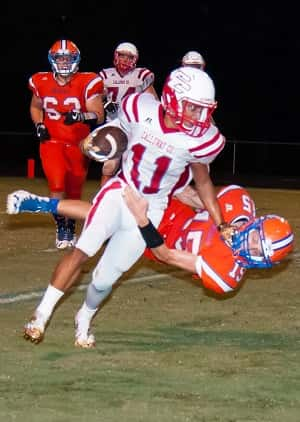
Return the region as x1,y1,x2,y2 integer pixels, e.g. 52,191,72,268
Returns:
0,177,300,422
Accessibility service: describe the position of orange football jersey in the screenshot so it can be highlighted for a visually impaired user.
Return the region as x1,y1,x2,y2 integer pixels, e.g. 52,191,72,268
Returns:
29,72,104,145
144,185,256,294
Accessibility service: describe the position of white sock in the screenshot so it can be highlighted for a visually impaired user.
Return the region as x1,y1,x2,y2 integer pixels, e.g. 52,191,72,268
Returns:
36,284,64,321
77,301,98,323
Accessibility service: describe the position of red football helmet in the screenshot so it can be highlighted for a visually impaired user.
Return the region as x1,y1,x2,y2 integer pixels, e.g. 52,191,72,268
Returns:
48,39,81,76
161,67,217,137
113,42,138,76
232,214,294,269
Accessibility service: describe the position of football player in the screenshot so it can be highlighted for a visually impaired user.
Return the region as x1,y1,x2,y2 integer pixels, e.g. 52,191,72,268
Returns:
182,51,206,70
123,185,294,294
29,39,104,249
11,67,231,348
99,42,158,122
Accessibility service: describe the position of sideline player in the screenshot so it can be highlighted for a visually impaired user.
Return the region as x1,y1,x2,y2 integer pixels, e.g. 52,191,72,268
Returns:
29,39,104,249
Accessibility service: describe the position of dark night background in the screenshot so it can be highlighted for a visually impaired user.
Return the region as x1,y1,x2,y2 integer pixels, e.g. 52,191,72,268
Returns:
1,6,300,185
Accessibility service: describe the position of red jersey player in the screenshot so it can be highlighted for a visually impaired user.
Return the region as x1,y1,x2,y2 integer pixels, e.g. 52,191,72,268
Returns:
29,39,104,249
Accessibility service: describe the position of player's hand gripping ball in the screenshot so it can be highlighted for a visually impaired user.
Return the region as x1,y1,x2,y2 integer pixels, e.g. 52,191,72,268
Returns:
80,126,128,162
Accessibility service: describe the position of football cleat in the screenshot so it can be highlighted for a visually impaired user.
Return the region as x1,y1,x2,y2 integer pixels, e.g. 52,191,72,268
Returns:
74,313,96,349
7,190,52,214
23,312,47,344
65,219,77,248
55,216,68,250
55,238,70,250
74,333,96,349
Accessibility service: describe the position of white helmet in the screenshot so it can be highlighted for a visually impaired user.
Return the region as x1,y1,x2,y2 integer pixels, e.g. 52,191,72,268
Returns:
114,42,139,75
161,67,217,136
182,51,206,70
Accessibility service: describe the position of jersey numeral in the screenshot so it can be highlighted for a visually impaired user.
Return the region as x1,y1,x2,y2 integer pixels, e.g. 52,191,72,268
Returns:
43,96,80,120
107,86,136,103
130,144,172,194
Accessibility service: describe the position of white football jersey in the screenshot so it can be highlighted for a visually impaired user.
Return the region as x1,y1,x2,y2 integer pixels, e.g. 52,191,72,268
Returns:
115,93,225,211
99,67,154,120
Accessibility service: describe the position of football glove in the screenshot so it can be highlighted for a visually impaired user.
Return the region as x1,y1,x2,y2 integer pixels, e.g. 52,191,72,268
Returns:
64,109,84,125
35,123,50,143
104,100,119,114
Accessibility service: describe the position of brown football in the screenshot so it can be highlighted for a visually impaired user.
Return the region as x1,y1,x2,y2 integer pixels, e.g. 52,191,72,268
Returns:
90,126,128,159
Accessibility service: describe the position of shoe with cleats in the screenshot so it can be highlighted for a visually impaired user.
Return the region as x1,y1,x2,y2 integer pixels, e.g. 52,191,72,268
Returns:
23,311,47,344
74,312,96,349
55,217,76,250
7,190,51,214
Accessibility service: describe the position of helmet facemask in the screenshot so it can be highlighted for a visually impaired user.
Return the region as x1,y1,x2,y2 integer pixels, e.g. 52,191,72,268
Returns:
175,98,217,136
48,40,81,77
232,216,294,269
113,42,138,76
161,67,217,137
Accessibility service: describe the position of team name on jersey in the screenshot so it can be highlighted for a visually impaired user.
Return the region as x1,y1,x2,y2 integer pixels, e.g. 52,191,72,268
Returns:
141,130,175,154
113,80,130,85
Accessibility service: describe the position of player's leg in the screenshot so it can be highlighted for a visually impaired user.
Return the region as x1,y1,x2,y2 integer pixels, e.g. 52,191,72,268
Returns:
23,183,123,344
7,190,91,220
40,142,68,249
74,197,164,348
24,248,88,343
74,221,146,348
64,146,89,247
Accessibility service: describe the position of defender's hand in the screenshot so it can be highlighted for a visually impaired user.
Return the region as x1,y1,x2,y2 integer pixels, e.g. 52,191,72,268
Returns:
122,186,149,226
36,123,50,142
218,222,236,246
64,110,84,125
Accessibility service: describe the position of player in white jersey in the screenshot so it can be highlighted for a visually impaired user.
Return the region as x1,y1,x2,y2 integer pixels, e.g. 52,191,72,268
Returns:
22,66,231,348
99,42,158,122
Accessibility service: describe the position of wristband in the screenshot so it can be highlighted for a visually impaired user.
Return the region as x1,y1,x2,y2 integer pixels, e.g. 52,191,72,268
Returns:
139,220,164,248
82,112,98,124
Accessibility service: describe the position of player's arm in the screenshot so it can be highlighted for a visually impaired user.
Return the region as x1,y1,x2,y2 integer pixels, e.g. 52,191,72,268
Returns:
135,72,159,99
144,85,159,99
191,162,234,241
30,94,44,125
57,200,92,220
100,158,122,186
85,93,105,125
30,94,50,142
123,186,197,273
175,184,205,209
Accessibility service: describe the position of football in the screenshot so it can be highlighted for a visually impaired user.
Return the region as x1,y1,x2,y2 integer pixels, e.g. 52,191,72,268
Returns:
89,126,128,160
